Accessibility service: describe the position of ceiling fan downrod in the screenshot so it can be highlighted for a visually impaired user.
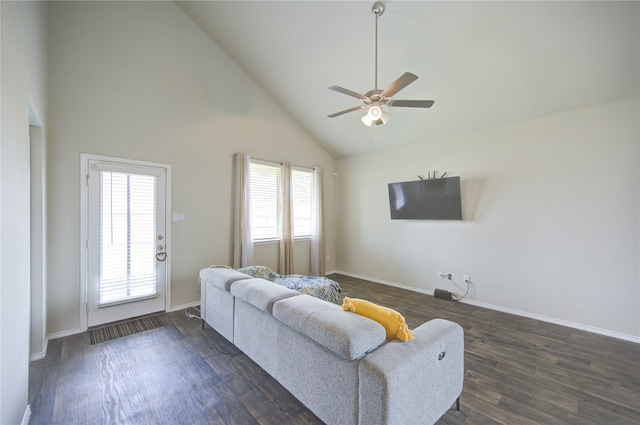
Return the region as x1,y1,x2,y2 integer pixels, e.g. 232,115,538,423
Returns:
372,2,385,91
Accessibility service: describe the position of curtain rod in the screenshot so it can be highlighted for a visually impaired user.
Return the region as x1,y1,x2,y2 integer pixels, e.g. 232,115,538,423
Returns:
232,152,320,171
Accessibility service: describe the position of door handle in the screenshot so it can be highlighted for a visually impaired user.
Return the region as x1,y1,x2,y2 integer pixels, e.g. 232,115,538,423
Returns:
156,244,166,262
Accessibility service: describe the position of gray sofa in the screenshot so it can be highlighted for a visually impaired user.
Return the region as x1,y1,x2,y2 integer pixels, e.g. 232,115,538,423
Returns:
200,267,464,425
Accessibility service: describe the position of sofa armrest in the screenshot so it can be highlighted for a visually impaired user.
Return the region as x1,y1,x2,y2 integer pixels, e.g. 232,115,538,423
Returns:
358,319,464,425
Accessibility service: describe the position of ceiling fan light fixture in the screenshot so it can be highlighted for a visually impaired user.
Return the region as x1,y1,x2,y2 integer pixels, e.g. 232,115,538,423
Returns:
361,113,374,127
368,105,383,120
380,109,391,124
361,105,390,126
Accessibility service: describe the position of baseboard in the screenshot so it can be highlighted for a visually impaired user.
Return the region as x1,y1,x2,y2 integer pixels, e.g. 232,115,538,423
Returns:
170,301,200,312
460,298,640,344
48,327,84,340
30,336,49,361
334,270,434,296
21,405,31,425
335,270,640,344
47,305,200,341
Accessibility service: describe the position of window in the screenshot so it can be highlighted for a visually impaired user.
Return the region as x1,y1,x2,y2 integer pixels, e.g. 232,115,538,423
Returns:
249,161,312,240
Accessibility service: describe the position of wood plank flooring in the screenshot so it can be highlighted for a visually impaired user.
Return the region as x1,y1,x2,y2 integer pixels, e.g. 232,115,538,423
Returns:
29,273,640,424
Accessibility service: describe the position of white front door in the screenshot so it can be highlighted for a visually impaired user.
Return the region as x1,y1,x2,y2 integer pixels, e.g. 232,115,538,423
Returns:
86,158,169,327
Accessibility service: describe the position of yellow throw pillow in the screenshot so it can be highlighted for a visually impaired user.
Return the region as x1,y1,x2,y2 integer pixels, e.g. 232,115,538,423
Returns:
342,297,414,342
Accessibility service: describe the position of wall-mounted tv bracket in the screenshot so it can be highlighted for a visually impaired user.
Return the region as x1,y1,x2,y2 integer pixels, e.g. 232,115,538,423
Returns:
418,171,448,180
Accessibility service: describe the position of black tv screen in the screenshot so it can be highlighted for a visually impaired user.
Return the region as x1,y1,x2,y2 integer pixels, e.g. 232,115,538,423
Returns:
388,177,462,220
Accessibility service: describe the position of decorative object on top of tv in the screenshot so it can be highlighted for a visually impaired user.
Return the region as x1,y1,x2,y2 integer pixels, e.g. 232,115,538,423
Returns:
327,2,435,127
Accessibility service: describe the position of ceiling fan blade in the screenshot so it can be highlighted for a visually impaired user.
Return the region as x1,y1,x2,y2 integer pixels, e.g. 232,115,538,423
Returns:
329,86,367,100
327,105,367,118
380,72,418,99
387,99,435,108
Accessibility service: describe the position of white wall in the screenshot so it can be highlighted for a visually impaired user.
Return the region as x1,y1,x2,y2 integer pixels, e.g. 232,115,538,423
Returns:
336,97,639,339
46,1,336,335
30,124,47,360
1,1,48,422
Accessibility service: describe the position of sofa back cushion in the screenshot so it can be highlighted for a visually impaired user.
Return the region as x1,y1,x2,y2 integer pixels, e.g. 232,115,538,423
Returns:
199,267,251,291
231,278,299,313
273,295,386,361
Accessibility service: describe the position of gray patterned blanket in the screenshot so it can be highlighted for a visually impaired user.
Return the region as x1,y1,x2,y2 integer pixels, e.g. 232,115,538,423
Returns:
237,265,341,304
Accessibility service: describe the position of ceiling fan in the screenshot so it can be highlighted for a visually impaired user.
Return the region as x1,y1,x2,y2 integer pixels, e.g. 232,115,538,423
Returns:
327,2,434,126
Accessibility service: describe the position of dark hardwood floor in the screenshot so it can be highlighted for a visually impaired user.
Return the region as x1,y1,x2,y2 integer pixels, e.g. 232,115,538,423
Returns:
29,274,640,424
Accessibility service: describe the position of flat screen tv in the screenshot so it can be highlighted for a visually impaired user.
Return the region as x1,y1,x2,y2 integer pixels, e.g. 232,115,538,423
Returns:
388,176,462,220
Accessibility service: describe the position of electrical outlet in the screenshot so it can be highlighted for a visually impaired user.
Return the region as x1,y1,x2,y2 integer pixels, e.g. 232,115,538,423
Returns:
438,272,451,280
464,275,471,283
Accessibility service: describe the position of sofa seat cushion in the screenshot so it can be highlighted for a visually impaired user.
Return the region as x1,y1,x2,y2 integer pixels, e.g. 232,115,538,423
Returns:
231,278,299,313
273,295,386,361
200,267,251,291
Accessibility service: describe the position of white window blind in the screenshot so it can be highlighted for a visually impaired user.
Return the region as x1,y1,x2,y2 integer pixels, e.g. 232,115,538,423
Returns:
100,171,157,306
250,162,281,240
292,168,312,237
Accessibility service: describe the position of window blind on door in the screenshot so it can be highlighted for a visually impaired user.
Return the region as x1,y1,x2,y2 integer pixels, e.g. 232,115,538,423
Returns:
99,171,158,306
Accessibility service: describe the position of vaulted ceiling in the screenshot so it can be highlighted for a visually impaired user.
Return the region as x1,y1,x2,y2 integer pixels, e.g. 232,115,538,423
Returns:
177,1,639,158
